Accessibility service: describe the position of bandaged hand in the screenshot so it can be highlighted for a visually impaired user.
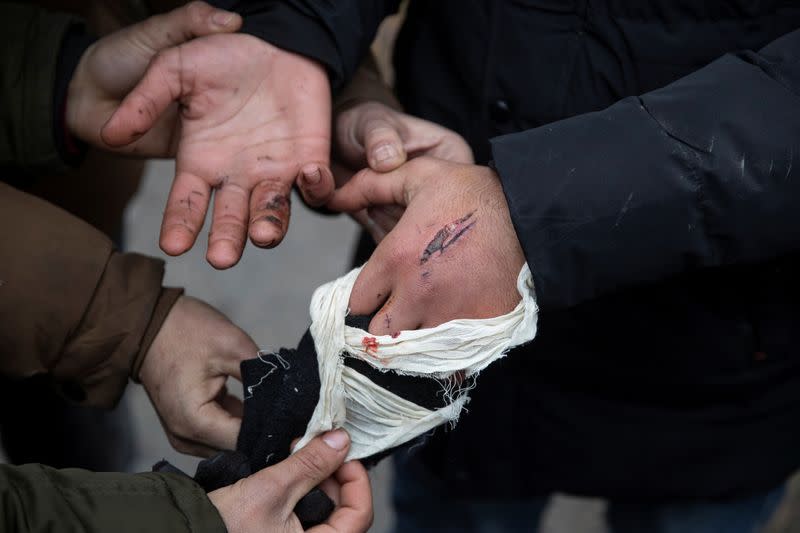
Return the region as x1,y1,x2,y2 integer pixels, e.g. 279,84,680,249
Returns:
327,156,525,334
139,296,255,457
333,101,473,243
209,430,372,533
95,31,333,268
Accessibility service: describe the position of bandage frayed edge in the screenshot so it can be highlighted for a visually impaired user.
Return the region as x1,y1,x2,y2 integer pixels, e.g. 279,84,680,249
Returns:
294,263,537,461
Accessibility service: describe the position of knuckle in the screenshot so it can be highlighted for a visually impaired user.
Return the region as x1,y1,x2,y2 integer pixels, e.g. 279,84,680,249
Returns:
351,167,373,189
184,1,210,26
257,477,291,510
168,435,190,454
386,242,413,265
149,49,170,69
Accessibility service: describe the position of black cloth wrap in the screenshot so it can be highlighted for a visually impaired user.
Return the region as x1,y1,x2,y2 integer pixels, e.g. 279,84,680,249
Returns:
154,315,468,527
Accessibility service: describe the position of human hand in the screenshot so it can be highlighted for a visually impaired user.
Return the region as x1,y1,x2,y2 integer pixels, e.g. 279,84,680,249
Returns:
333,101,473,242
139,296,256,457
328,157,524,334
99,33,334,268
66,1,242,155
209,430,373,533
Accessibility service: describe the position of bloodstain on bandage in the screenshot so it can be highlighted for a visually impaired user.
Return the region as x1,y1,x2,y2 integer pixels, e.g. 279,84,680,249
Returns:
362,336,380,355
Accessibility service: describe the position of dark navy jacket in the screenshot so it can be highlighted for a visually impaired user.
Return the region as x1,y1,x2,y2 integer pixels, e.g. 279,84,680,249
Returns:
224,0,800,501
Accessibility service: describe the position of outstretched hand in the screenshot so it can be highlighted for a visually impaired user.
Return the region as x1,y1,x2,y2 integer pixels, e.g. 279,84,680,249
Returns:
333,101,473,242
328,157,524,335
94,31,333,268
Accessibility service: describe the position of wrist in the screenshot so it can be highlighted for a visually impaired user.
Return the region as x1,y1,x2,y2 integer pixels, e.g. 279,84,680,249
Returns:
134,289,185,383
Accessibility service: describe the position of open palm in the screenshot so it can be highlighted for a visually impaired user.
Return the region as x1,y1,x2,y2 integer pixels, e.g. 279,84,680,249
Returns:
103,33,333,268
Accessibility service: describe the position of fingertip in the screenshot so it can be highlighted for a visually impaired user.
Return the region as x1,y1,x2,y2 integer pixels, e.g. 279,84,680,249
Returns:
248,219,285,248
100,116,138,148
159,230,193,256
210,10,242,30
321,429,350,451
299,164,335,206
206,241,242,269
368,142,405,172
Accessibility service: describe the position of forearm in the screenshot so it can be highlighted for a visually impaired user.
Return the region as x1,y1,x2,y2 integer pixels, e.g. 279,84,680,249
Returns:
219,0,401,89
0,182,181,407
492,28,800,309
0,464,224,533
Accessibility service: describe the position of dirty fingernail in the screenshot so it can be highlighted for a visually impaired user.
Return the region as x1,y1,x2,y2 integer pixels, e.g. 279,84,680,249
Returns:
322,429,349,450
212,11,234,26
303,166,321,185
373,143,398,163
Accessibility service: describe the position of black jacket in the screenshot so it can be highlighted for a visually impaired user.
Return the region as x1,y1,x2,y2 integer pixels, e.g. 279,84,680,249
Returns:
225,0,800,501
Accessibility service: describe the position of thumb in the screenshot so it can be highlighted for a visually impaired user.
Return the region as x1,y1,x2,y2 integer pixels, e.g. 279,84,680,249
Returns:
100,46,183,147
361,117,406,172
326,166,409,214
266,430,351,506
132,2,242,51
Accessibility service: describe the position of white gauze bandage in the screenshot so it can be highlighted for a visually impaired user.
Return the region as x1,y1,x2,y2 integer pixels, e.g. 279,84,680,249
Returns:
293,263,538,460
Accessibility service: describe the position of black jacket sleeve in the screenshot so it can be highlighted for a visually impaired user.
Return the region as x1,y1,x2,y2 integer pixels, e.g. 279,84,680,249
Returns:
491,29,800,310
214,0,400,89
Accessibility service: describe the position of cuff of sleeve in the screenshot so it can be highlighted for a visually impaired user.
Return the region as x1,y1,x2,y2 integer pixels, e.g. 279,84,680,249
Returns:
238,4,346,89
157,473,228,533
58,252,173,408
132,287,185,383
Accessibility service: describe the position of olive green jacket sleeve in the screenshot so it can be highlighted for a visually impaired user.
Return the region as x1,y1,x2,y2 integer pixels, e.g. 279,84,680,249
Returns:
0,464,226,533
0,2,78,172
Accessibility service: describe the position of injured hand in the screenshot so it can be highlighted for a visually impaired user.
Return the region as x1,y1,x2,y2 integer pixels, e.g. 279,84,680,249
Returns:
169,262,536,526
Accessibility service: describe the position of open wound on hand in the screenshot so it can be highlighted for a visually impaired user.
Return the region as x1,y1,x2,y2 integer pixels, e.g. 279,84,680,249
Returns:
420,211,476,264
